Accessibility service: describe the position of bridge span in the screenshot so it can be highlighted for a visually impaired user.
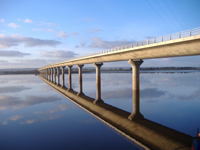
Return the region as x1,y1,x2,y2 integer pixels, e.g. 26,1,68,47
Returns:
38,27,200,149
38,27,200,120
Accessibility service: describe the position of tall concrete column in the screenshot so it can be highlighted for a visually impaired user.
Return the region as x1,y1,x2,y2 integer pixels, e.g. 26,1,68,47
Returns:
128,59,144,120
46,69,47,79
54,67,56,84
67,65,73,91
57,67,60,85
51,68,53,82
48,68,50,81
93,63,103,104
77,64,84,96
61,66,65,87
47,69,49,80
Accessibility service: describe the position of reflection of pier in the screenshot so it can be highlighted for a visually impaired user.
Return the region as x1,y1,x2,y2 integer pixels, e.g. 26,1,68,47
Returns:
39,75,192,150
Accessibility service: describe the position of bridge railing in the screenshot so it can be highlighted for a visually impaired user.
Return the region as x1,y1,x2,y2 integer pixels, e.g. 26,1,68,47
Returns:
52,27,200,66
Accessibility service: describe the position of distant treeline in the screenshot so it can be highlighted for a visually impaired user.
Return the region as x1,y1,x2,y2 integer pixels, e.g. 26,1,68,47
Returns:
140,67,200,70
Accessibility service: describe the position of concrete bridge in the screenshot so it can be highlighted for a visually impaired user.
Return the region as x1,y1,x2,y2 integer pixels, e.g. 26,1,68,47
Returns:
38,27,200,119
38,27,200,149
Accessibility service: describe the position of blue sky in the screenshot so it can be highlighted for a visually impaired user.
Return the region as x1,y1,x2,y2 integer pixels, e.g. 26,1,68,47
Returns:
0,0,200,69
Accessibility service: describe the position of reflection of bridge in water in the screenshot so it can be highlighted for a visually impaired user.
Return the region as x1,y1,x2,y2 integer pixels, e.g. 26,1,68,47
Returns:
39,75,192,150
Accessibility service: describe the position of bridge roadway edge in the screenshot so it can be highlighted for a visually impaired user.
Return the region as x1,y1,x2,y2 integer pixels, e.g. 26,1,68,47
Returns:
38,35,200,70
38,75,192,150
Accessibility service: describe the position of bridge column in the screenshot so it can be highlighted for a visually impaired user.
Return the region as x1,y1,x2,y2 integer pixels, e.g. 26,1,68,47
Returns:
46,69,47,79
128,59,144,120
47,68,50,80
57,67,60,85
77,64,84,96
48,68,50,81
93,63,103,104
61,66,65,87
54,67,56,84
67,65,73,91
51,68,53,82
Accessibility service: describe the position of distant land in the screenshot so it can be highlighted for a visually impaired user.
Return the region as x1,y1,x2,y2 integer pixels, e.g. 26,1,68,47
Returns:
0,67,200,75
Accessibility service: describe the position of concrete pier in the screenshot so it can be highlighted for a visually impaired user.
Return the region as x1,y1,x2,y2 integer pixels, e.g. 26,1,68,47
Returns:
51,68,53,82
128,59,144,120
93,63,103,104
61,66,65,87
77,64,84,96
54,68,56,84
57,67,60,85
67,65,73,91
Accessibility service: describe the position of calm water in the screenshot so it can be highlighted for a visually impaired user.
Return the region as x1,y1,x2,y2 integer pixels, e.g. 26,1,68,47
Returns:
0,71,200,150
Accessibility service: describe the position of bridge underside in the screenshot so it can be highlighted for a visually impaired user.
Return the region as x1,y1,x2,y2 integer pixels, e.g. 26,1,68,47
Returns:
39,35,200,70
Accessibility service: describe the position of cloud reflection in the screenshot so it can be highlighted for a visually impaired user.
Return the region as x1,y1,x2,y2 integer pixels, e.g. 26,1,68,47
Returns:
0,94,62,110
20,119,37,124
34,104,68,115
2,121,8,125
37,115,61,121
10,115,23,121
0,86,31,94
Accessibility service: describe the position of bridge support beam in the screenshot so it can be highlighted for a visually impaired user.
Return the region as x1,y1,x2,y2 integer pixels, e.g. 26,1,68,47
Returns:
54,67,56,84
128,59,144,120
67,65,73,91
57,67,60,85
93,63,103,104
61,66,65,87
77,64,84,96
51,68,53,82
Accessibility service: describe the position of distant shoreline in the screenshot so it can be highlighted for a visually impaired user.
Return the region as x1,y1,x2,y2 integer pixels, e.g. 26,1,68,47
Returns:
0,68,199,75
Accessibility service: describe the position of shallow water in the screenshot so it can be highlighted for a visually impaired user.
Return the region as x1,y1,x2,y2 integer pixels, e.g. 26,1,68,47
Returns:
0,71,200,150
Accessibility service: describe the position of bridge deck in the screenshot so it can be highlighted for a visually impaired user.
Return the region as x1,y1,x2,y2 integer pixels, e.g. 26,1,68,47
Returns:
39,75,192,150
39,35,200,70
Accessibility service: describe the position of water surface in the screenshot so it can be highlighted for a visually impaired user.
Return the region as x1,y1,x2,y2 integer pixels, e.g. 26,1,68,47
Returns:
0,71,200,149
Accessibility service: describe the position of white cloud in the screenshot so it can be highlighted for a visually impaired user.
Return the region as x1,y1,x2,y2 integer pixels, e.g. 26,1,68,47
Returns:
57,31,77,38
32,28,42,31
87,28,102,33
10,115,23,121
0,34,61,49
41,50,78,58
0,58,60,68
0,19,5,23
44,28,57,33
37,21,57,27
75,39,87,48
2,121,8,125
18,18,33,23
7,23,21,28
85,37,133,49
0,50,31,57
20,119,37,124
0,30,6,33
24,19,33,23
57,31,67,38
